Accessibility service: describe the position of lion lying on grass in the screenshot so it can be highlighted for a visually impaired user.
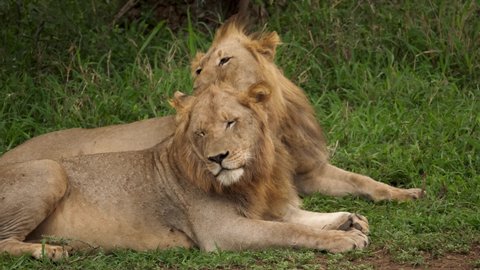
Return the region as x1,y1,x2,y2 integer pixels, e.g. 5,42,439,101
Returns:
0,83,368,260
0,16,422,202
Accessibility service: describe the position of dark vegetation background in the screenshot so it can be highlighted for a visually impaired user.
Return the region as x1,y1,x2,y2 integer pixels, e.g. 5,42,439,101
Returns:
0,0,479,268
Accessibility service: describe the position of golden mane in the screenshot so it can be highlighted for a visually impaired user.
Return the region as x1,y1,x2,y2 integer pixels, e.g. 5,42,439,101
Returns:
211,14,249,45
169,84,299,220
212,15,280,61
260,57,330,173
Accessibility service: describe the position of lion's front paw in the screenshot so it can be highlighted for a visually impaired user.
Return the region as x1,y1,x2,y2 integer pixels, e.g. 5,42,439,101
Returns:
325,229,369,253
338,213,369,235
31,244,69,261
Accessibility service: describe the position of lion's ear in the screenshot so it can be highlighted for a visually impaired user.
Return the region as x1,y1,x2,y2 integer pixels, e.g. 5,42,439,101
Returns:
170,91,195,124
190,52,205,75
252,31,281,61
170,91,194,111
246,82,272,104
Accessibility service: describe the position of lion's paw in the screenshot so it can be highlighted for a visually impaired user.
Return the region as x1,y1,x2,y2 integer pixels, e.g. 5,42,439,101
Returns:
338,213,369,235
405,188,425,199
393,188,425,201
325,229,369,253
372,187,426,202
31,244,69,261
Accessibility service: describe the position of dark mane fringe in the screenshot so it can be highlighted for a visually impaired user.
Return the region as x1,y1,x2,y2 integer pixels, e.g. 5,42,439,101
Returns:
262,59,330,173
212,13,280,51
212,14,249,45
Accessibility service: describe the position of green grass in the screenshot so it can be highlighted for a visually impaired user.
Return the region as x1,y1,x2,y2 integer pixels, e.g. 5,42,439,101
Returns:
1,0,479,269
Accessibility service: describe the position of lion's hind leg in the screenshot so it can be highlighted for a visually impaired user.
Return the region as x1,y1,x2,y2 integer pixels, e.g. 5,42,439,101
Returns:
295,163,424,202
0,159,68,260
0,238,68,261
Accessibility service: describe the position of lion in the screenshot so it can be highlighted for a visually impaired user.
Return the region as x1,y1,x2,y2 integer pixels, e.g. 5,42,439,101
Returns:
0,16,422,202
0,83,369,260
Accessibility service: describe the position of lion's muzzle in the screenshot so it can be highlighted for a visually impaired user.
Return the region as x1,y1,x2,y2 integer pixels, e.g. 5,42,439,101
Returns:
206,150,245,186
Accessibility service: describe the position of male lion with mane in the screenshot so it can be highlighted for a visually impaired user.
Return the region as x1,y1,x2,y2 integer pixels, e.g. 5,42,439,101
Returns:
0,83,368,260
0,16,422,202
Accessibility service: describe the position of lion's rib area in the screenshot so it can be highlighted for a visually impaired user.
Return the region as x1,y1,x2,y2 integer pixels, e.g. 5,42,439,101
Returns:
25,143,194,251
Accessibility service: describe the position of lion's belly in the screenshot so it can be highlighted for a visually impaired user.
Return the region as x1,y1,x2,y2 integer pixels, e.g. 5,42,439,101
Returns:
27,191,194,251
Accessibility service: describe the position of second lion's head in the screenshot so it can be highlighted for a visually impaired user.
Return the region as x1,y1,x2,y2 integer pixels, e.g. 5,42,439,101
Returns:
191,15,281,94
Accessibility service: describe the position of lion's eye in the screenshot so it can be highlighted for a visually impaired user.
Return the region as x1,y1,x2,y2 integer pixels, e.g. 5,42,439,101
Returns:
195,67,202,75
195,130,206,137
226,120,236,129
219,57,232,66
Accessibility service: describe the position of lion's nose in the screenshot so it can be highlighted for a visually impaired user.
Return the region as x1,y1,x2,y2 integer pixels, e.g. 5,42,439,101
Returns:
208,151,229,164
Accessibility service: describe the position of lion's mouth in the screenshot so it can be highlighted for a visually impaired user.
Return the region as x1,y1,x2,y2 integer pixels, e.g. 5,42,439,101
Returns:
213,167,245,186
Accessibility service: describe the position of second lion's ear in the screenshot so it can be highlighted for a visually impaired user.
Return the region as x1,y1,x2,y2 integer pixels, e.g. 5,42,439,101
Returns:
170,91,195,124
170,91,194,111
252,31,281,61
246,82,272,104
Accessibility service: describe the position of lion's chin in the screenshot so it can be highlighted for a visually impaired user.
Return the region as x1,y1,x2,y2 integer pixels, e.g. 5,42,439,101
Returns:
216,168,244,186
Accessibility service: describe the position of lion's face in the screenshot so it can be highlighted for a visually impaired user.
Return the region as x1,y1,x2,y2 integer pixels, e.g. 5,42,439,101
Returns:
191,24,280,94
187,88,258,186
172,83,272,188
192,40,261,93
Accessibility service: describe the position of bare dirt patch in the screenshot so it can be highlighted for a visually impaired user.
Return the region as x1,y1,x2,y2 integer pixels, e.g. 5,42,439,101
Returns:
343,244,480,269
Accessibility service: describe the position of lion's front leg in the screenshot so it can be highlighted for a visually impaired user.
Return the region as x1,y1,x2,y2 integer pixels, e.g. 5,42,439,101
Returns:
295,163,424,202
191,206,369,253
0,160,69,260
202,218,368,253
282,207,369,234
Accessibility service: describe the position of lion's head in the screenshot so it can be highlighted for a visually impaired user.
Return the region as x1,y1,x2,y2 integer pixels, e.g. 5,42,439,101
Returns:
190,16,289,138
171,82,275,190
191,16,280,94
170,82,298,219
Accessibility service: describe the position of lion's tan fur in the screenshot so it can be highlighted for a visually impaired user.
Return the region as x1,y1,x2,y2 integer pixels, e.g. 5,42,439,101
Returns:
0,84,370,260
0,117,175,166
